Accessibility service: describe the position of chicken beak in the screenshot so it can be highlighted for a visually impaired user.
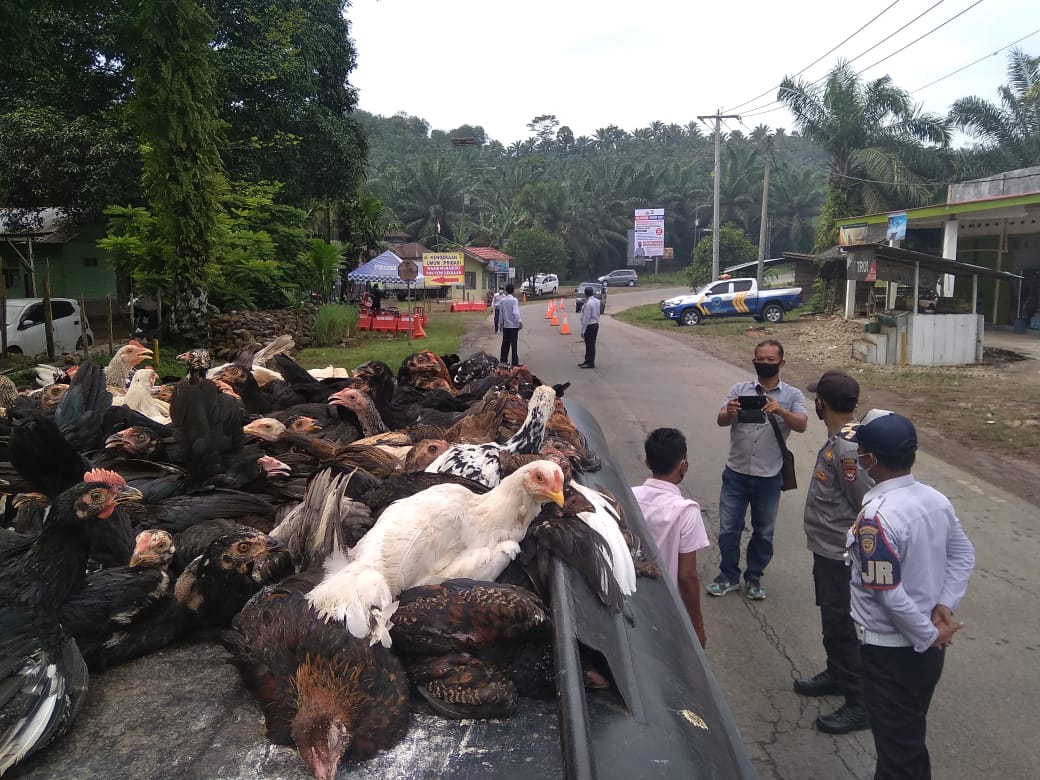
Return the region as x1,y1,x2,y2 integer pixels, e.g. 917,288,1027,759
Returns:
546,487,565,507
114,484,145,504
104,431,130,449
129,549,151,567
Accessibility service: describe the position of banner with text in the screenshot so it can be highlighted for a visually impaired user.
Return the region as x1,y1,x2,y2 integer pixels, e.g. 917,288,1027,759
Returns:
422,252,464,285
634,208,665,259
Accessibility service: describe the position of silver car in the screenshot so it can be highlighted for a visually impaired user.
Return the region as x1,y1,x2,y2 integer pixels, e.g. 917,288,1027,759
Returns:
598,269,639,287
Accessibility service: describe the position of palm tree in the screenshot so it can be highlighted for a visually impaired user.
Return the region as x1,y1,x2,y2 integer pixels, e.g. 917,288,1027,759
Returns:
393,157,461,240
778,61,950,249
949,48,1040,173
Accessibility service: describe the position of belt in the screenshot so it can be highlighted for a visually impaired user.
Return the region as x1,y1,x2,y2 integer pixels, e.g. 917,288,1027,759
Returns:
855,623,912,648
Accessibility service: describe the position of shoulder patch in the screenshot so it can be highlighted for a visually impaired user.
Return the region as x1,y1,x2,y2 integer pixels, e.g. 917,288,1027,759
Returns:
853,511,900,590
841,456,859,483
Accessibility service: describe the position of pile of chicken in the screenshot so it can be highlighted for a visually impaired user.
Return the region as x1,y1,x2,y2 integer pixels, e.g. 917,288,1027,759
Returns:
0,338,656,780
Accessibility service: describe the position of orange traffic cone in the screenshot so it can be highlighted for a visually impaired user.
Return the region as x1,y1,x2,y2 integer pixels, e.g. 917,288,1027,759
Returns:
545,301,554,319
411,313,427,339
550,310,559,326
560,313,571,335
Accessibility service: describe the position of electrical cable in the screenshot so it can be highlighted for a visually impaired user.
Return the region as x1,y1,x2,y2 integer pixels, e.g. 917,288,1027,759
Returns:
730,0,952,118
909,25,1040,94
724,0,904,113
855,0,985,76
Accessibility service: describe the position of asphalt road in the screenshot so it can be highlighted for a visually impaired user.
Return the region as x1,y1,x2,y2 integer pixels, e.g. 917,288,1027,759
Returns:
468,287,1038,780
13,289,1037,779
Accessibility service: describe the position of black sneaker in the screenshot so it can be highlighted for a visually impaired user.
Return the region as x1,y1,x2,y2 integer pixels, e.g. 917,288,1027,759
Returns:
815,703,870,734
793,670,843,697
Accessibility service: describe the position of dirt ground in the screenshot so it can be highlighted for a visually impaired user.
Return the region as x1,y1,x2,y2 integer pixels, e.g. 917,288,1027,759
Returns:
651,314,1040,507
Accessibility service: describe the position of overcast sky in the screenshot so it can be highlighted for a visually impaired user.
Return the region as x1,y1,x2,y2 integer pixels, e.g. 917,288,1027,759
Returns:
346,0,1038,146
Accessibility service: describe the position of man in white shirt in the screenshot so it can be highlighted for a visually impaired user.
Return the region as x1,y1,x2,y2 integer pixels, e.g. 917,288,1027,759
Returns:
498,284,522,366
632,428,710,646
578,286,601,369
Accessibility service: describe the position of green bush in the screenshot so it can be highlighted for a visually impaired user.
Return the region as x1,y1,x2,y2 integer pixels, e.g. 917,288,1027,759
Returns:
314,303,359,346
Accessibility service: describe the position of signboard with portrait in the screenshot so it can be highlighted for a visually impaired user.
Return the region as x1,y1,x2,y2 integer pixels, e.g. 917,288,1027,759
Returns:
422,252,464,285
634,208,665,259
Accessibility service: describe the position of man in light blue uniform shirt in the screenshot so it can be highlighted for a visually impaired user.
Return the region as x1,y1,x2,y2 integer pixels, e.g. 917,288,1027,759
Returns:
498,283,522,367
844,411,975,780
578,286,600,369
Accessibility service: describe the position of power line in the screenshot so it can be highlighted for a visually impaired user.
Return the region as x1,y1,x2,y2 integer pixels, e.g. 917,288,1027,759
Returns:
855,0,985,76
724,0,904,113
731,0,951,118
910,25,1040,94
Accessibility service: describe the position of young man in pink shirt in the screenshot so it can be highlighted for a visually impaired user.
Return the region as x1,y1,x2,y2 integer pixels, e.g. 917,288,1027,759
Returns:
632,428,710,646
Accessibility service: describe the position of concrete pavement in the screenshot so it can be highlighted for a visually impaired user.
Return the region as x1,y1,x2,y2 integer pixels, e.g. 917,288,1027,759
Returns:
469,287,1040,779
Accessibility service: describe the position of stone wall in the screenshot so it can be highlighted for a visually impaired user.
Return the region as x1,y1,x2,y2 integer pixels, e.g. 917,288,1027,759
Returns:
207,306,316,360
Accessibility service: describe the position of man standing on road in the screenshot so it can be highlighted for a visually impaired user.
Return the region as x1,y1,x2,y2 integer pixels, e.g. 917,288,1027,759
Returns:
492,286,504,333
795,371,873,734
498,283,522,367
709,339,807,601
845,411,975,780
632,428,709,647
578,286,600,369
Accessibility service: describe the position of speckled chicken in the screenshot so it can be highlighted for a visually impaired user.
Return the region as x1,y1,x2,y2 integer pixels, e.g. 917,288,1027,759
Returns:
424,385,557,487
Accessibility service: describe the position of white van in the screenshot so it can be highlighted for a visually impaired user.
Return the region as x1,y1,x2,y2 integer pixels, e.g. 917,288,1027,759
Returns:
4,298,94,355
520,273,560,296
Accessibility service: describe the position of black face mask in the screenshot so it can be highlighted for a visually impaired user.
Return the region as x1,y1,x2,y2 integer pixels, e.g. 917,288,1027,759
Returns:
753,362,780,379
814,399,825,420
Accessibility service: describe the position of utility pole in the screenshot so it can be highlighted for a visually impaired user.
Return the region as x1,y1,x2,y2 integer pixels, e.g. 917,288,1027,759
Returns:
698,111,741,281
756,135,773,285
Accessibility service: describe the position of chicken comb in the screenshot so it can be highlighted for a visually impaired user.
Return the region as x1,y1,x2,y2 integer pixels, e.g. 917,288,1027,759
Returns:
127,339,146,349
84,468,127,486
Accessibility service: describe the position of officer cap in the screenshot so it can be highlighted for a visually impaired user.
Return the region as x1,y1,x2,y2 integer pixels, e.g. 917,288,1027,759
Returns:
845,411,918,459
807,370,859,410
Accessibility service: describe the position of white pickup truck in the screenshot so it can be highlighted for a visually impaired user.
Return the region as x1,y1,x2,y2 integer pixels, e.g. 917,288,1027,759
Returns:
520,273,559,296
661,277,803,326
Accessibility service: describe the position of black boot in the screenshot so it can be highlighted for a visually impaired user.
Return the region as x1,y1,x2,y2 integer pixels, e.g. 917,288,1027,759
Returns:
815,702,870,734
793,670,843,697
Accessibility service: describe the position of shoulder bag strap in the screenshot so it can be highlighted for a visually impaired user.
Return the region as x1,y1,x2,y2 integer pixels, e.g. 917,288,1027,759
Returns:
757,386,788,452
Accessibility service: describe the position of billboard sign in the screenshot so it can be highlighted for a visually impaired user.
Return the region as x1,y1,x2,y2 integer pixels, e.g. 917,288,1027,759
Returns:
838,224,869,247
886,212,907,242
422,252,463,285
634,208,665,259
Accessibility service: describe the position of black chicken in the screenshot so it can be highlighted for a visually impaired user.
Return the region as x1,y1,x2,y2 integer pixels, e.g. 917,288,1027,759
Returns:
222,573,410,780
173,528,293,631
0,474,143,774
61,529,180,672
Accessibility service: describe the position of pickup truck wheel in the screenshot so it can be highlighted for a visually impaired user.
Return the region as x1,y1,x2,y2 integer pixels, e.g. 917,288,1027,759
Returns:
762,303,784,324
680,309,701,326
76,334,94,350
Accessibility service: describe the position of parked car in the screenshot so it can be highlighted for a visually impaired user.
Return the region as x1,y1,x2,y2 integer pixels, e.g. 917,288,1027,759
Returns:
598,268,639,287
4,297,94,355
660,277,802,326
575,282,607,313
521,273,560,296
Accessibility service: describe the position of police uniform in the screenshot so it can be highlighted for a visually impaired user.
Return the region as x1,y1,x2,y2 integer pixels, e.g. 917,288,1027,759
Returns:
802,426,873,709
846,474,975,779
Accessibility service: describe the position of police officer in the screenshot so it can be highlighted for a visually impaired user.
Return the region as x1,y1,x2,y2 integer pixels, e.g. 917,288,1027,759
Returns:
844,411,975,780
794,371,873,734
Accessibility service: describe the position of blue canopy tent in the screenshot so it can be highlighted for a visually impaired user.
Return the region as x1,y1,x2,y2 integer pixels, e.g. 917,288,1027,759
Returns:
347,250,425,284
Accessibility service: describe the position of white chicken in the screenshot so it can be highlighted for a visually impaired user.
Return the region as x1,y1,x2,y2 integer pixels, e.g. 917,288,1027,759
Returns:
424,385,556,487
122,367,171,424
308,459,565,647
